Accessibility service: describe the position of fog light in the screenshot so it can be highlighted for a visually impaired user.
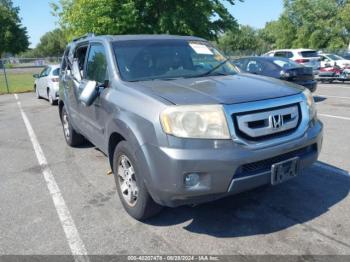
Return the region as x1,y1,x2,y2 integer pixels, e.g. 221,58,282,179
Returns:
184,173,200,187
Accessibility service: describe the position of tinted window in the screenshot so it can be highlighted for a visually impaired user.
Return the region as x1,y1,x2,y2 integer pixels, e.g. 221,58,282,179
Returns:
245,59,266,73
301,51,318,58
86,44,108,83
232,58,248,70
52,68,60,76
40,67,51,77
286,52,293,58
113,40,237,81
61,46,70,71
274,52,287,58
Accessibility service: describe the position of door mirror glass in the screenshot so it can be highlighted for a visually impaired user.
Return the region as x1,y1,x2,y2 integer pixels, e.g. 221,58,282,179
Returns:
79,80,98,106
33,74,39,78
72,60,82,82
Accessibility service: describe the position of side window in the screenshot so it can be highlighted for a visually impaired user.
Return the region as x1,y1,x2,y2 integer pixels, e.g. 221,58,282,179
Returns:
320,55,328,61
86,43,108,83
246,59,263,73
286,52,293,58
61,46,71,71
274,52,286,58
40,67,51,77
232,58,247,70
73,45,89,78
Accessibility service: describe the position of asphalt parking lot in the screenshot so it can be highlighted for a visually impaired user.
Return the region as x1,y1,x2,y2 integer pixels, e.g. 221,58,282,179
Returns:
0,83,350,257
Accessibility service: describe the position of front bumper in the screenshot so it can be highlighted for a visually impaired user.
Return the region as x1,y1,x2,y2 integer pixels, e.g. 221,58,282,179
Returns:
137,120,323,207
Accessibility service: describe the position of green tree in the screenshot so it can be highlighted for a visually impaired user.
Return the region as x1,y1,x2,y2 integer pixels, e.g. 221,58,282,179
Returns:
35,29,67,57
260,0,350,51
52,0,241,41
20,29,67,57
218,25,262,55
0,0,29,56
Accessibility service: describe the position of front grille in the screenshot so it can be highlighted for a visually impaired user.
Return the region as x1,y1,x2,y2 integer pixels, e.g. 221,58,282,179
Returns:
232,103,302,141
234,144,317,179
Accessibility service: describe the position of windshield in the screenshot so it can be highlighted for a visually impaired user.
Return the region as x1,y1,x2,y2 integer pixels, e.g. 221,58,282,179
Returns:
112,39,237,81
327,54,343,61
273,58,302,69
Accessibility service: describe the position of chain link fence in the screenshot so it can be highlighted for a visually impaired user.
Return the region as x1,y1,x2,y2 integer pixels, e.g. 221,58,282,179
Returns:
0,57,61,95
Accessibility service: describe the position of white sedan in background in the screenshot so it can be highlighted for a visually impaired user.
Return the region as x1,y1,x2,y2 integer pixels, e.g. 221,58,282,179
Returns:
319,53,350,68
33,64,60,105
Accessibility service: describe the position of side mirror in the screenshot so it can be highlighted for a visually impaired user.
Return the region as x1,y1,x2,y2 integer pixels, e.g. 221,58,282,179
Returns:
33,74,39,78
79,81,98,106
72,60,82,82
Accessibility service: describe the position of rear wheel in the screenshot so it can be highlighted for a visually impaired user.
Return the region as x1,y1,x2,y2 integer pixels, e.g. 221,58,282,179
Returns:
113,141,162,220
48,89,57,105
61,106,85,147
35,86,41,99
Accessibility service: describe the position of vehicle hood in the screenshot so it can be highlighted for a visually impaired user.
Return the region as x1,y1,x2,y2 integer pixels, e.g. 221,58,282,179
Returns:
130,74,303,105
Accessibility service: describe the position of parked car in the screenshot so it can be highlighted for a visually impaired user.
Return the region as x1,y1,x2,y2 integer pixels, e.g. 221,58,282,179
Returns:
232,56,317,92
317,64,350,83
319,53,350,68
33,65,60,105
59,34,323,220
264,49,321,72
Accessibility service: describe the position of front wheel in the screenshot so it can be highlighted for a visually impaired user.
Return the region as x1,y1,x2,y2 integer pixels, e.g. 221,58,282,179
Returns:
61,106,85,147
113,141,162,220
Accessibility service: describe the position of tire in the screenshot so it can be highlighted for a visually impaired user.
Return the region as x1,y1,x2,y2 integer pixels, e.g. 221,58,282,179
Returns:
113,141,162,220
35,86,41,99
61,106,85,147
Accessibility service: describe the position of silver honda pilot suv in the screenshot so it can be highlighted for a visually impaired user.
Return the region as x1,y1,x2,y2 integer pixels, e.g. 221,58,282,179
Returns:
58,34,323,220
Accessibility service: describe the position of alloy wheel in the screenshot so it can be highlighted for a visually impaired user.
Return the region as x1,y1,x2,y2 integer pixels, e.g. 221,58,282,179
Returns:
62,112,70,139
117,155,138,207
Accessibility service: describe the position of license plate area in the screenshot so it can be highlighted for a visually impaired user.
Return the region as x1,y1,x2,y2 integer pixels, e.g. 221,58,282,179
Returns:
271,157,300,185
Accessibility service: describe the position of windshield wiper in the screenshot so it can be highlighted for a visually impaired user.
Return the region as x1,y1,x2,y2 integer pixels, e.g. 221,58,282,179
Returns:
194,58,230,77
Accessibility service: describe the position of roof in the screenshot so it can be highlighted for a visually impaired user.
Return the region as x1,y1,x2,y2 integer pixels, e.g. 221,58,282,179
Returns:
73,34,206,44
233,56,291,62
269,48,316,52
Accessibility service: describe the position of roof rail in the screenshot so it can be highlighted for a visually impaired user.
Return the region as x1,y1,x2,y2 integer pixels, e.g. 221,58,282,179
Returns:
72,33,95,42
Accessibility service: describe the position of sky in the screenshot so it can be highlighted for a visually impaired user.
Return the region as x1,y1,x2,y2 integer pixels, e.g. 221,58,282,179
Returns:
13,0,284,48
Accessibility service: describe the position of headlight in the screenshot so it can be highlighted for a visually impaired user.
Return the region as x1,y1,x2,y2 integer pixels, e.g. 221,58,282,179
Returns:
160,105,230,139
303,89,317,120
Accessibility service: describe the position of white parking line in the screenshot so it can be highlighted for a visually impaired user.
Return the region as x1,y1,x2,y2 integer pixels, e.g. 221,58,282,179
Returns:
14,94,89,261
319,113,350,121
316,94,350,100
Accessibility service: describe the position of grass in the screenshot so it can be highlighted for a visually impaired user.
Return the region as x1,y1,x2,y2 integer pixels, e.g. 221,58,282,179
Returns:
0,73,35,95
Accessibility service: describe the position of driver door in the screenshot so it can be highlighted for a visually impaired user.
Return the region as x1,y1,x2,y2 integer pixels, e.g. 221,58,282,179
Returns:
78,42,109,147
